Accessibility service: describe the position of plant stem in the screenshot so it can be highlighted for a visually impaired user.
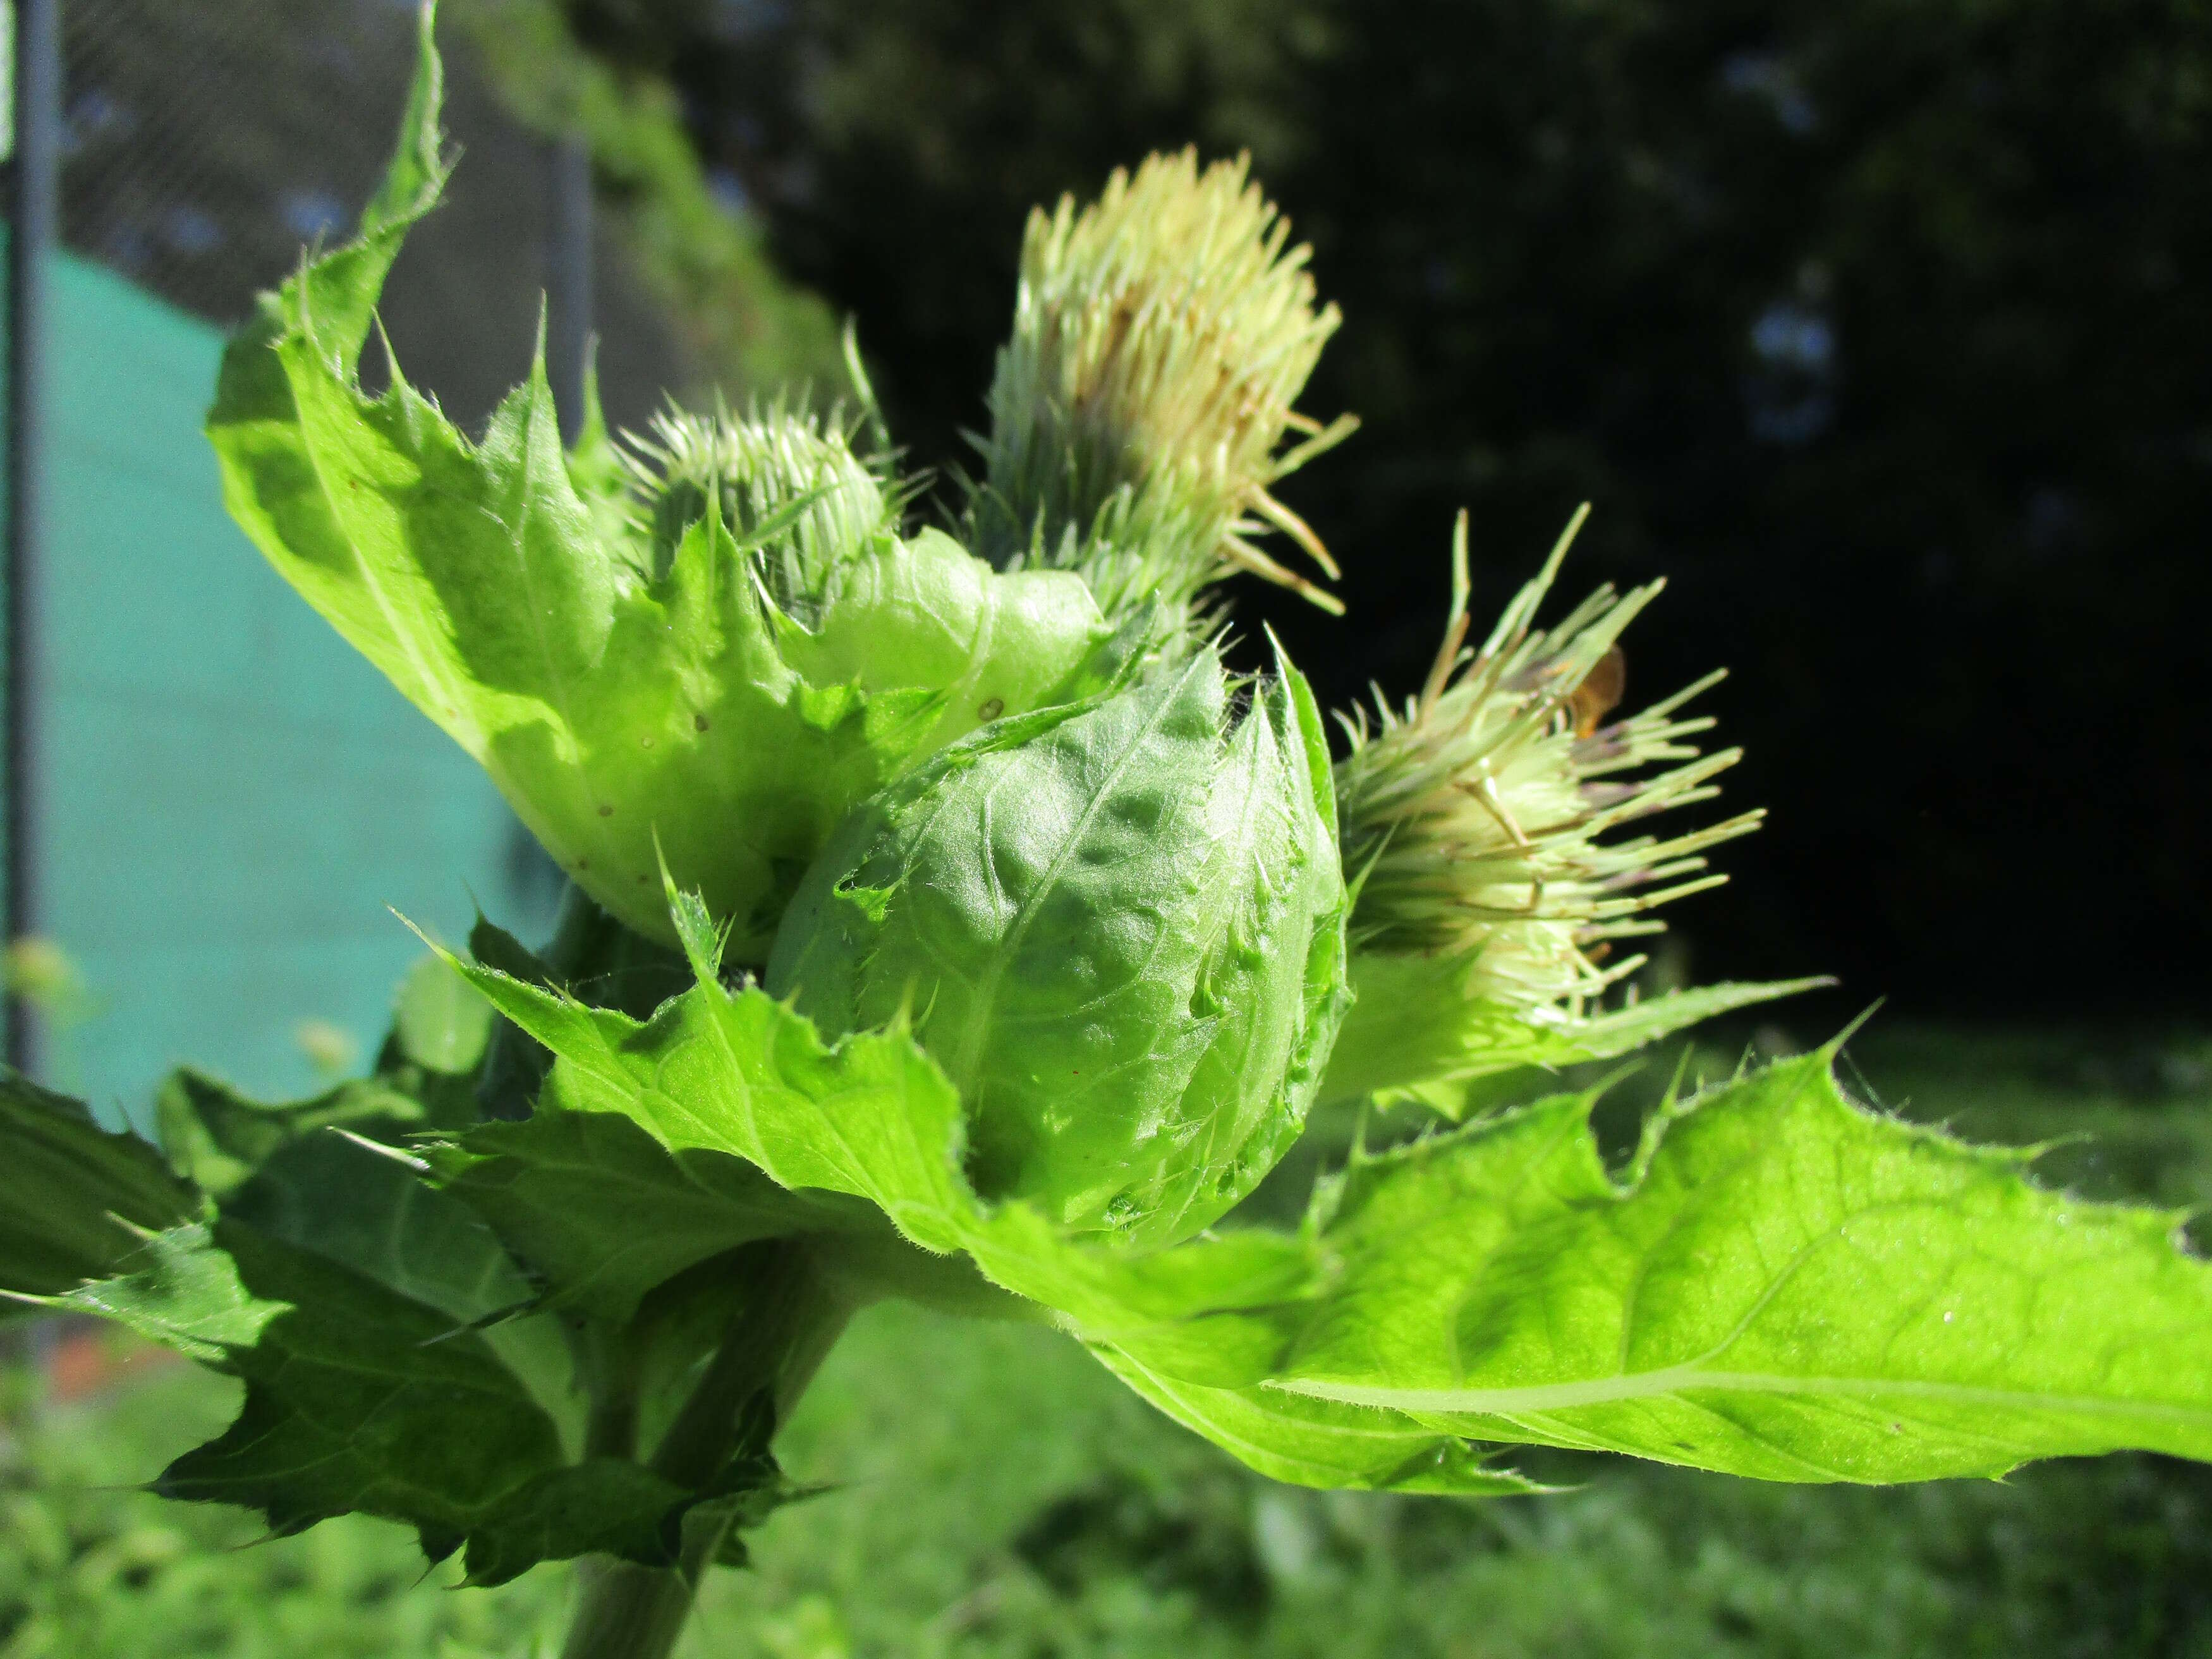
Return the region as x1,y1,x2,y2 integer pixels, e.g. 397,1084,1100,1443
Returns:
558,1522,733,1659
558,1242,848,1659
580,1318,643,1462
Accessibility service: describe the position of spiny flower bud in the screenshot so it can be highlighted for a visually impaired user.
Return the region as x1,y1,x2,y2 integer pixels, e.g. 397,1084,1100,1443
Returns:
974,149,1358,622
767,647,1349,1247
623,402,897,607
1323,507,1765,1100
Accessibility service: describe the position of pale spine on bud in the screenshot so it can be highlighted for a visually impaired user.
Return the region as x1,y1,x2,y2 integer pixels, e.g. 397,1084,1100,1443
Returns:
974,149,1358,622
1331,506,1763,1058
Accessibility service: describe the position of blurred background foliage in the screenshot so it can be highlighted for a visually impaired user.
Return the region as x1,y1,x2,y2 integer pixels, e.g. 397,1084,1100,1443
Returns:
561,0,2212,1021
459,0,842,399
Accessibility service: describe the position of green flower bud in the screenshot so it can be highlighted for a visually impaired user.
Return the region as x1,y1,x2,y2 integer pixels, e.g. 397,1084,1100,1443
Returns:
623,403,898,607
767,647,1350,1246
973,149,1359,623
1322,507,1767,1102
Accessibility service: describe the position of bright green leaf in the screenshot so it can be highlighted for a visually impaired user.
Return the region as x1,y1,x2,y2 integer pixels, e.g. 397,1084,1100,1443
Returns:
1270,1051,2212,1481
1090,1342,1546,1496
768,647,1349,1247
775,526,1123,755
44,1222,276,1363
438,953,1321,1389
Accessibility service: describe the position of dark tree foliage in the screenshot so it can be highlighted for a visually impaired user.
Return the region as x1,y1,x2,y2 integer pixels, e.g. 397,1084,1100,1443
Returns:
566,0,2211,1016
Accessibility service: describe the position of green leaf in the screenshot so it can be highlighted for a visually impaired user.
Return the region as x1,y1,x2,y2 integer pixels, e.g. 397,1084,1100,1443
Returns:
423,1107,872,1325
468,912,557,987
219,1124,581,1441
456,1389,804,1586
49,1212,757,1584
44,1222,277,1363
767,647,1349,1247
437,952,1321,1389
3,1071,751,1579
1321,949,1825,1109
154,1068,427,1194
658,841,731,988
148,1218,568,1559
0,1076,200,1303
775,526,1118,755
1269,1050,2212,1481
207,6,1121,959
224,1132,532,1326
1089,1343,1546,1496
155,1042,576,1418
453,1457,757,1588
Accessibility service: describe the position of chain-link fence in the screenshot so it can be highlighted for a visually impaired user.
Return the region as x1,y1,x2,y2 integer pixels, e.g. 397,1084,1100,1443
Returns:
2,0,836,1119
62,0,707,430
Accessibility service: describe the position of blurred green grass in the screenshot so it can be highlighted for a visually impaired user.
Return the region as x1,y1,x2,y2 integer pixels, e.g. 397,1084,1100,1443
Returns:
6,1023,2210,1659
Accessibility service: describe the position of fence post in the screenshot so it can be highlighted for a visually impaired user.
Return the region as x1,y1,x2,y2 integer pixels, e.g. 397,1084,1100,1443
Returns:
6,0,59,1077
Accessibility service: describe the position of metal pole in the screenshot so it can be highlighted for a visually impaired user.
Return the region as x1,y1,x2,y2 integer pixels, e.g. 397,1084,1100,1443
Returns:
6,0,59,1078
547,131,592,444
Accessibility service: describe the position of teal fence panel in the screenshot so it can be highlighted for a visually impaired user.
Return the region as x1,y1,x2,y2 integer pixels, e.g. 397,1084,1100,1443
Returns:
29,245,557,1126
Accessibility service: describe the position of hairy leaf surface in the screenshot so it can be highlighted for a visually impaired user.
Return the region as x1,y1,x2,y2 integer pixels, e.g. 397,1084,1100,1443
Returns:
768,648,1349,1246
439,955,1320,1389
1273,1052,2212,1480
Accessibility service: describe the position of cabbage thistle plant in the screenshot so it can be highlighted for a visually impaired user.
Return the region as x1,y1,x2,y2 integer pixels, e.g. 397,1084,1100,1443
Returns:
7,13,2212,1659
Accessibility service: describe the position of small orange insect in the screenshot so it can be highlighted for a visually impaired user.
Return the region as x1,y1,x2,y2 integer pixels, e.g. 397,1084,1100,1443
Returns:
1566,644,1627,736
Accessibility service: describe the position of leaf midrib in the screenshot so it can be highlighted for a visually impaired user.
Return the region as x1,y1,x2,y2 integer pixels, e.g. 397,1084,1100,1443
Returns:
1267,1366,2212,1426
947,659,1209,1093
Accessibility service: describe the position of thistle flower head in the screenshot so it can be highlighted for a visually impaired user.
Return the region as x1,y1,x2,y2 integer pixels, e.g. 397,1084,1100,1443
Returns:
623,401,897,609
1334,506,1763,1015
976,149,1357,619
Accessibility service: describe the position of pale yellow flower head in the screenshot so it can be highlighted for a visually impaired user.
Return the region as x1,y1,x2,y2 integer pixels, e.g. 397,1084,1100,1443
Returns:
976,149,1357,619
1335,506,1763,1016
